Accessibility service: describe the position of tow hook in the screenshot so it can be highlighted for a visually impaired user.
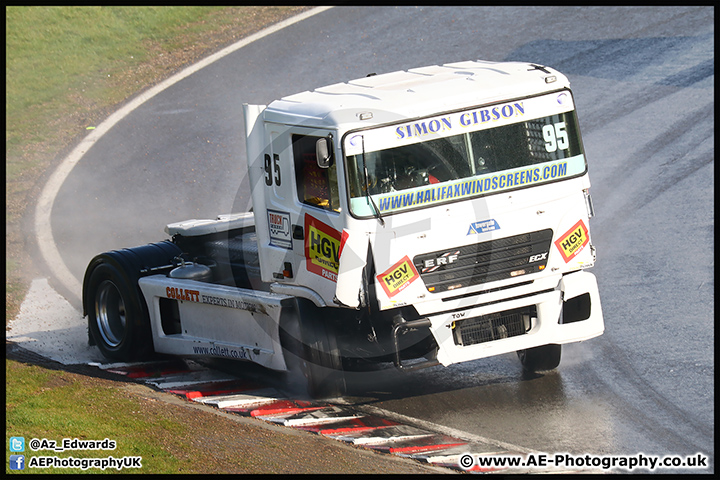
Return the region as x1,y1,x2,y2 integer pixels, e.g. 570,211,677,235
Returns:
392,316,440,371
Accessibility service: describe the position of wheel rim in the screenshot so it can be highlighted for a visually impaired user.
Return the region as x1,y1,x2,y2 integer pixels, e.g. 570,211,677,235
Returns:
95,280,127,348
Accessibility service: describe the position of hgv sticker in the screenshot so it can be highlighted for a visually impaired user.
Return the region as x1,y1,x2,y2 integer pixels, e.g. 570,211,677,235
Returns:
305,215,341,282
554,220,589,263
377,256,420,298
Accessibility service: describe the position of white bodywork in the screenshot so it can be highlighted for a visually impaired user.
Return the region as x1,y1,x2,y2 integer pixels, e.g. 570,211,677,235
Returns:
138,275,291,371
138,60,604,370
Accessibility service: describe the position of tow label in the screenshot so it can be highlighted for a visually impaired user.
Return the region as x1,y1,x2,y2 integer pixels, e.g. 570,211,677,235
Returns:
377,256,420,298
554,220,589,262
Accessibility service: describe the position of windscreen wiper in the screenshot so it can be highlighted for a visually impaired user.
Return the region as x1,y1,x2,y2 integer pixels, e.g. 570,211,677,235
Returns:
360,136,385,227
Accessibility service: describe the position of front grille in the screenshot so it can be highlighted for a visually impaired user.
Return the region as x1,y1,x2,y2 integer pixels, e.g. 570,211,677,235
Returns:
453,306,534,346
414,229,553,293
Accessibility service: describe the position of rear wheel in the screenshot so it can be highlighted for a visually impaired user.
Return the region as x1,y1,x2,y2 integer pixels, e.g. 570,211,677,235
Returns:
87,262,153,361
280,299,346,398
517,344,561,372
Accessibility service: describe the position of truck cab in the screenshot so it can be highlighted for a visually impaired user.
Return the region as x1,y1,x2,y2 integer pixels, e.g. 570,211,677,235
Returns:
83,60,603,398
244,60,603,368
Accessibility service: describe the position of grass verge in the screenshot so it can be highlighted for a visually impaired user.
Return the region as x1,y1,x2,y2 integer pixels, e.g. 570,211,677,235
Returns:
6,359,438,474
6,359,208,473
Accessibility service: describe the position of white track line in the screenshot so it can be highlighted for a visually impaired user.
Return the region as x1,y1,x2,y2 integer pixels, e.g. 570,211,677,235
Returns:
354,403,533,455
34,6,333,299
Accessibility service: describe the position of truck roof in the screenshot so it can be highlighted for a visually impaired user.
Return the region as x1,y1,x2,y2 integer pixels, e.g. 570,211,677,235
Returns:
262,60,570,130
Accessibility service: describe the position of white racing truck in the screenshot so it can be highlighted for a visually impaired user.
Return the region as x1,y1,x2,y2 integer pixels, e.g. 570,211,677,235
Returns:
83,60,604,397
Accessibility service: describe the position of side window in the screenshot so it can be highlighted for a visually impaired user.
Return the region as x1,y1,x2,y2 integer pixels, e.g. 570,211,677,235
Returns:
292,134,340,212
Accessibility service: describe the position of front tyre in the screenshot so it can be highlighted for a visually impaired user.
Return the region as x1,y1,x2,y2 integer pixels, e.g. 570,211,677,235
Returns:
280,299,346,399
517,344,561,373
87,262,153,361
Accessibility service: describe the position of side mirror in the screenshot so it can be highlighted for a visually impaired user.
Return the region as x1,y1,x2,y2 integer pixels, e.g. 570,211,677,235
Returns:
316,136,333,169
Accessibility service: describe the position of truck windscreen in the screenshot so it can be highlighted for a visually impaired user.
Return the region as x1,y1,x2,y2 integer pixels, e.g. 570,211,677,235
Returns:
344,91,587,217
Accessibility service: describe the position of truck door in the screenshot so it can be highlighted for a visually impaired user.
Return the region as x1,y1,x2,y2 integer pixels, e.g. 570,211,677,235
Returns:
259,125,344,304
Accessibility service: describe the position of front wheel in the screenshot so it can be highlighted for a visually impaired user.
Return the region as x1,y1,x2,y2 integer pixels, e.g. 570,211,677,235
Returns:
279,300,346,399
517,344,561,373
87,262,153,361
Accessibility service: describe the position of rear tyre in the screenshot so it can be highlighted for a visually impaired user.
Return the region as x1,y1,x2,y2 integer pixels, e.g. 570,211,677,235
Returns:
87,262,153,361
280,299,346,399
517,344,561,373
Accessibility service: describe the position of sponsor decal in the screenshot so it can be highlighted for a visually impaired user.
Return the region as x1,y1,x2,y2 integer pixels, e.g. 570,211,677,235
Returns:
304,215,341,282
166,287,200,302
554,220,589,263
372,159,572,214
345,92,577,158
377,256,420,298
192,343,249,360
165,286,262,312
199,294,262,313
394,101,526,141
267,209,292,249
467,218,500,235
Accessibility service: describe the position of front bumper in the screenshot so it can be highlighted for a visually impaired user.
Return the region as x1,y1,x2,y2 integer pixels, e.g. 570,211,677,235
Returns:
427,270,603,366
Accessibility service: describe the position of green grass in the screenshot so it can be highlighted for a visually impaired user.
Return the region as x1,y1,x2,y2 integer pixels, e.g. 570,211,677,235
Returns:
6,6,229,166
6,360,199,473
